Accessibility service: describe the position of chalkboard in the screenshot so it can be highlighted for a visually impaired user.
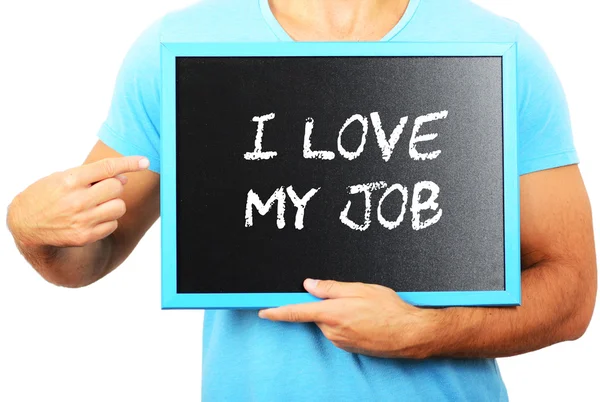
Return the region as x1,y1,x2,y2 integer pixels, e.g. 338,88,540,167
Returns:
160,43,520,309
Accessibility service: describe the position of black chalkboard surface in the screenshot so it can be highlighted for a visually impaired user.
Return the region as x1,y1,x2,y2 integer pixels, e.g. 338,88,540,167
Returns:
160,42,520,308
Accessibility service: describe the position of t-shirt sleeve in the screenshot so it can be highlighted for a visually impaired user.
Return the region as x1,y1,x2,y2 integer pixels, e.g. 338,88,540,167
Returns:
516,26,579,176
96,19,162,173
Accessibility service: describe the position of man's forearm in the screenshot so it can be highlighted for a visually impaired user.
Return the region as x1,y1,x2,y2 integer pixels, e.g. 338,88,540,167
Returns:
423,260,596,359
7,202,115,288
21,238,113,288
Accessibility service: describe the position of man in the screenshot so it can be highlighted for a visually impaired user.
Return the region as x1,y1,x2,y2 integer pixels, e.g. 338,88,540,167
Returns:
6,0,597,400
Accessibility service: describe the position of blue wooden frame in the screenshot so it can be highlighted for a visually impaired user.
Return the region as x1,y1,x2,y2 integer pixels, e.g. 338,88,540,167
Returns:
160,42,520,309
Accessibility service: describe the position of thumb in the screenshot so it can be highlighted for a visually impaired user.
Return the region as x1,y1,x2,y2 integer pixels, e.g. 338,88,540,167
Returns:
303,278,367,299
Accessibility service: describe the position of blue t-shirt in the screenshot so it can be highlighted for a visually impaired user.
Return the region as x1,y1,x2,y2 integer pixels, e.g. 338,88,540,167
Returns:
97,0,579,400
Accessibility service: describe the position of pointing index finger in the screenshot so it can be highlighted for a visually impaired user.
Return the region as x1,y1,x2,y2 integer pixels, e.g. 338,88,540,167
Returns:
79,156,150,185
258,301,330,323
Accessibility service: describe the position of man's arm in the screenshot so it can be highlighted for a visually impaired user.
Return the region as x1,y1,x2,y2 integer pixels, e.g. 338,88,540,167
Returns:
259,164,597,359
6,140,160,288
429,164,596,358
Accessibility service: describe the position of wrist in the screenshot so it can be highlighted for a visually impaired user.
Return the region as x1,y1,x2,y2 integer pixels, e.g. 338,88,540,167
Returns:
415,308,447,358
6,195,29,247
7,195,60,262
389,306,446,359
422,307,483,358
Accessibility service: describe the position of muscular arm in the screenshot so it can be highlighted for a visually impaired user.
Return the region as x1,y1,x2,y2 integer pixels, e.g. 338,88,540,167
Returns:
260,164,597,359
7,140,159,288
429,164,597,358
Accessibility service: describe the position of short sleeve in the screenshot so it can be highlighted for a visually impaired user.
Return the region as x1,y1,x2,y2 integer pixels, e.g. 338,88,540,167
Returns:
96,19,162,173
516,26,579,176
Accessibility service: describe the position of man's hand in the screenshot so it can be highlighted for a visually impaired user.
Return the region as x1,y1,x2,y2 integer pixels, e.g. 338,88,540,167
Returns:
259,165,596,361
7,141,160,288
7,156,149,249
6,152,153,287
259,278,440,359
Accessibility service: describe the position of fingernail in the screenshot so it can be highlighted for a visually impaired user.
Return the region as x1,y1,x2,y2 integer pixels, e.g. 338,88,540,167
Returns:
139,158,150,169
305,278,319,290
258,310,267,318
115,174,128,184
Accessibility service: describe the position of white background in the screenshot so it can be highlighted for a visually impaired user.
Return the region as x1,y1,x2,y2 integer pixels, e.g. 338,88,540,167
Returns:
0,1,598,401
